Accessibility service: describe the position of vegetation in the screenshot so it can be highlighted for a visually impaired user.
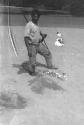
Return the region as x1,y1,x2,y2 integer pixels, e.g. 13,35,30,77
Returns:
1,0,84,16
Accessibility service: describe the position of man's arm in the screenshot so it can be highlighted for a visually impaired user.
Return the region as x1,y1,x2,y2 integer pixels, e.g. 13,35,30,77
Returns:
39,32,47,43
24,36,40,46
40,32,47,38
24,23,47,45
24,23,39,45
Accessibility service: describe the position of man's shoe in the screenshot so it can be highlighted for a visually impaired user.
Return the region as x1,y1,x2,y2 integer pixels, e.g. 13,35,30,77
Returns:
29,72,37,76
47,65,58,70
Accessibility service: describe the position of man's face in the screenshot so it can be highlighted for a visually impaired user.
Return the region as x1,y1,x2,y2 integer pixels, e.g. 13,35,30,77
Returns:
32,14,39,23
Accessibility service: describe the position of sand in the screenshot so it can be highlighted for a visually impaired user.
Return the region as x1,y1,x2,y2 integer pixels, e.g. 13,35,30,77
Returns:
0,14,84,125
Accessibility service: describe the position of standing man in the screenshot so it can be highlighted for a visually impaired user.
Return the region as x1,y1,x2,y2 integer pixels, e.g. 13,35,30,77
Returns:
24,9,55,76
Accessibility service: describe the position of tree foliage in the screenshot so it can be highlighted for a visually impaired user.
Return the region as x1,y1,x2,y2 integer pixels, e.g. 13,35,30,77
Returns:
1,0,84,16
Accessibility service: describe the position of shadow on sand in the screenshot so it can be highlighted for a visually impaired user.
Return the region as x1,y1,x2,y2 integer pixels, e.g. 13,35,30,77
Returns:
13,61,64,94
13,61,48,75
29,76,64,94
0,92,27,110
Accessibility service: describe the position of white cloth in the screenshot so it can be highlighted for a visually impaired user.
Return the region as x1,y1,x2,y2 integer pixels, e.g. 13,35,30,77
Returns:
55,38,64,47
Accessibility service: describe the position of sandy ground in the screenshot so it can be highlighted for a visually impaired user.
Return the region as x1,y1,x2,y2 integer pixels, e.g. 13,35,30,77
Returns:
0,14,84,125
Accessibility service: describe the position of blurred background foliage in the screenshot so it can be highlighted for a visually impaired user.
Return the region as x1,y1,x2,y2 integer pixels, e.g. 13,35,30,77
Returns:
1,0,84,16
